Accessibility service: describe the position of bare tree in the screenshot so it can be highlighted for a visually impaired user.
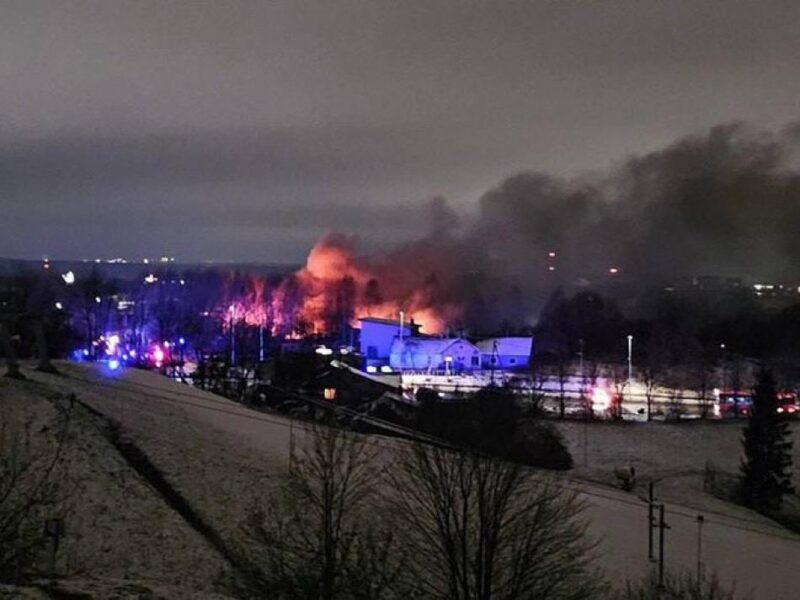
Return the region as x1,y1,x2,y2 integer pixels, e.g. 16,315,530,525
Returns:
610,363,628,420
1,402,70,582
642,334,669,422
617,569,744,600
241,422,402,599
690,349,714,419
390,443,603,600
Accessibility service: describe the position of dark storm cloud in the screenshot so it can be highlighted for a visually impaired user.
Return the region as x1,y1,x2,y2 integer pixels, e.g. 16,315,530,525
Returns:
3,1,800,264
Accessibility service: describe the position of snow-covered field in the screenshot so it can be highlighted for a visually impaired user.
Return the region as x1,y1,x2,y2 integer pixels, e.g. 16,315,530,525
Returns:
3,362,799,598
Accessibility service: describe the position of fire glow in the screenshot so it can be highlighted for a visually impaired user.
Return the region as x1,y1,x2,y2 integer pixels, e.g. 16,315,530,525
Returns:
222,233,464,336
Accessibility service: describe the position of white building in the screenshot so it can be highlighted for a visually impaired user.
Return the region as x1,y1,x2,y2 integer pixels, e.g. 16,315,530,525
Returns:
476,337,533,370
389,336,482,372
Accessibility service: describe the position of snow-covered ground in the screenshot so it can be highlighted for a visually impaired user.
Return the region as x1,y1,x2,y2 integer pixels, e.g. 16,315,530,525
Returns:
4,362,799,598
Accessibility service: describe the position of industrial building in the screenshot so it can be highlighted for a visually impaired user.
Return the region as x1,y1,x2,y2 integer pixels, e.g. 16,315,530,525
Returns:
358,316,533,374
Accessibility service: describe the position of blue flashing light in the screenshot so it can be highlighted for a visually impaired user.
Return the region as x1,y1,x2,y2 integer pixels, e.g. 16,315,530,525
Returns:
82,349,90,357
108,358,120,371
178,337,185,346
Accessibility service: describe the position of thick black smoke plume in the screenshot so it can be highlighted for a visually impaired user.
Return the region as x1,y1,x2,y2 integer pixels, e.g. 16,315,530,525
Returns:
300,122,800,330
476,122,800,283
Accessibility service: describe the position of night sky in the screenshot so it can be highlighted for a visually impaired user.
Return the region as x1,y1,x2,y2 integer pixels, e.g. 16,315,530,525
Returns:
3,1,800,265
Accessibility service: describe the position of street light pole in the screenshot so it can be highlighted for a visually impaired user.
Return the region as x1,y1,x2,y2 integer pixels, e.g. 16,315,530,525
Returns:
627,335,633,383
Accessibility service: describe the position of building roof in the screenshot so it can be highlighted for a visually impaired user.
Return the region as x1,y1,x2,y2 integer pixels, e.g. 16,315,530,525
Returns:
475,337,533,356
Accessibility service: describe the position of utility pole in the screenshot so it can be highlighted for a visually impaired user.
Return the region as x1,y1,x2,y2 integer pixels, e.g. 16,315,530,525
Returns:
657,503,669,589
696,515,705,582
648,482,655,561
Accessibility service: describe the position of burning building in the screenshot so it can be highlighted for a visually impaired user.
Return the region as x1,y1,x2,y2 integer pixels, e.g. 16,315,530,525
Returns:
267,233,466,338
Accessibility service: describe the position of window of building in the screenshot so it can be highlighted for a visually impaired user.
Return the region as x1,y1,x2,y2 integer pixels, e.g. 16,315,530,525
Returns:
509,358,517,364
471,356,480,366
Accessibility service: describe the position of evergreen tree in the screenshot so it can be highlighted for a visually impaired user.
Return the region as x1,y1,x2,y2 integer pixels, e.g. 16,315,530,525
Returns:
740,369,794,512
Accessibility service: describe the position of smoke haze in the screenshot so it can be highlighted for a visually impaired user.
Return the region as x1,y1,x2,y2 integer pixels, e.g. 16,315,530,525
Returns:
286,122,800,331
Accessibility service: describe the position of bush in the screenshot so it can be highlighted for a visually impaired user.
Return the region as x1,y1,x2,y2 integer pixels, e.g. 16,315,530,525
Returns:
617,570,746,600
417,386,573,469
525,421,573,470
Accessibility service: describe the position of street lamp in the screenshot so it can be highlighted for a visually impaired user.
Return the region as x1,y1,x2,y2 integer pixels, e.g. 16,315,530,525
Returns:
627,335,633,383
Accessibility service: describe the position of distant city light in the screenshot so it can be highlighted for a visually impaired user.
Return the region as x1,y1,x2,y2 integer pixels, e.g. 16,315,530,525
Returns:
178,337,185,346
62,271,76,285
548,266,555,272
548,251,556,258
144,273,157,284
608,267,619,275
54,301,63,310
94,296,101,303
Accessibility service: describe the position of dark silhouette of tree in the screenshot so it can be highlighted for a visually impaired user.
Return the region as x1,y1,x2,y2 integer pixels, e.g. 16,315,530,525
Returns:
740,370,794,512
390,442,602,599
241,422,402,599
416,386,572,470
73,269,116,356
641,330,670,421
537,290,624,361
1,403,71,582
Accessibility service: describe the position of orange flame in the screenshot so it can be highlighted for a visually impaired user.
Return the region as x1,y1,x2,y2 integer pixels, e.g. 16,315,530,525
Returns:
273,233,463,335
218,233,464,337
